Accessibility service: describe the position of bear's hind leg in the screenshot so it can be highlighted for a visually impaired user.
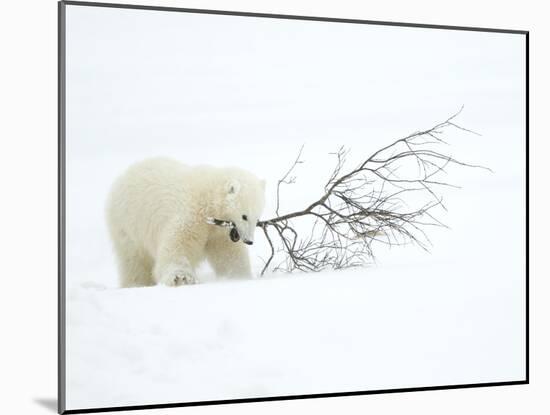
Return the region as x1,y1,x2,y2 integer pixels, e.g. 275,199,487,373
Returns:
111,231,155,288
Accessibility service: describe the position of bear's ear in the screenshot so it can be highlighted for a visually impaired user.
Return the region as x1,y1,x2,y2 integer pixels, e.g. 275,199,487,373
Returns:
226,179,241,196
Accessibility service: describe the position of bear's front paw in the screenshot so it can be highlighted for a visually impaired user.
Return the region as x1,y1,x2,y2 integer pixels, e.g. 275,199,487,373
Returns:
172,273,197,286
159,266,197,287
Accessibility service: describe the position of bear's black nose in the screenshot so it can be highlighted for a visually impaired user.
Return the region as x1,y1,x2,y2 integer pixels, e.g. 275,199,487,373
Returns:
244,240,253,245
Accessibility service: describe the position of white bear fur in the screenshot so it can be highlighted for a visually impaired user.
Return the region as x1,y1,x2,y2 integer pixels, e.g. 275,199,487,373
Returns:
106,158,265,288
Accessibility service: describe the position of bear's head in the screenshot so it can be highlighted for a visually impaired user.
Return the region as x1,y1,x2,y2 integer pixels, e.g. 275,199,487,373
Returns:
218,168,266,245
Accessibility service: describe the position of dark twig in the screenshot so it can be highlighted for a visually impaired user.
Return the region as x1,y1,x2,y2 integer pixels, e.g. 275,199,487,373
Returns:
256,108,489,275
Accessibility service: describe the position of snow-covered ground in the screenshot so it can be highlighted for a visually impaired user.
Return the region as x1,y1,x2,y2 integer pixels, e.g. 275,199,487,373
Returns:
64,5,526,411
66,261,525,409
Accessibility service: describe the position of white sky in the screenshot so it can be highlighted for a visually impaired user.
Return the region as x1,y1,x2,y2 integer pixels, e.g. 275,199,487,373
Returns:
66,5,525,173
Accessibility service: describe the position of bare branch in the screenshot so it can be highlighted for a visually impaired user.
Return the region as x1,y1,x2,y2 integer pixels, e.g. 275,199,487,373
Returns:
257,109,488,275
275,144,304,216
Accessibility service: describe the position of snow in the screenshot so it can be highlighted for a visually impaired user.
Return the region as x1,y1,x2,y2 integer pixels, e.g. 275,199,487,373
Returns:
66,261,524,409
63,4,526,411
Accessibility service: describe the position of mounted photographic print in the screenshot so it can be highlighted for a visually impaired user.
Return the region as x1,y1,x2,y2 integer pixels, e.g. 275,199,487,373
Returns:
58,1,528,413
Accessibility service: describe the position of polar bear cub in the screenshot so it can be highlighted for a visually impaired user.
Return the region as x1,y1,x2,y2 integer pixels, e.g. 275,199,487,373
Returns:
106,158,266,288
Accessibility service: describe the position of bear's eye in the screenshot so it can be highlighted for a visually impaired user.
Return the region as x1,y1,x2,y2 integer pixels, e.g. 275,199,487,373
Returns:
242,215,248,221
